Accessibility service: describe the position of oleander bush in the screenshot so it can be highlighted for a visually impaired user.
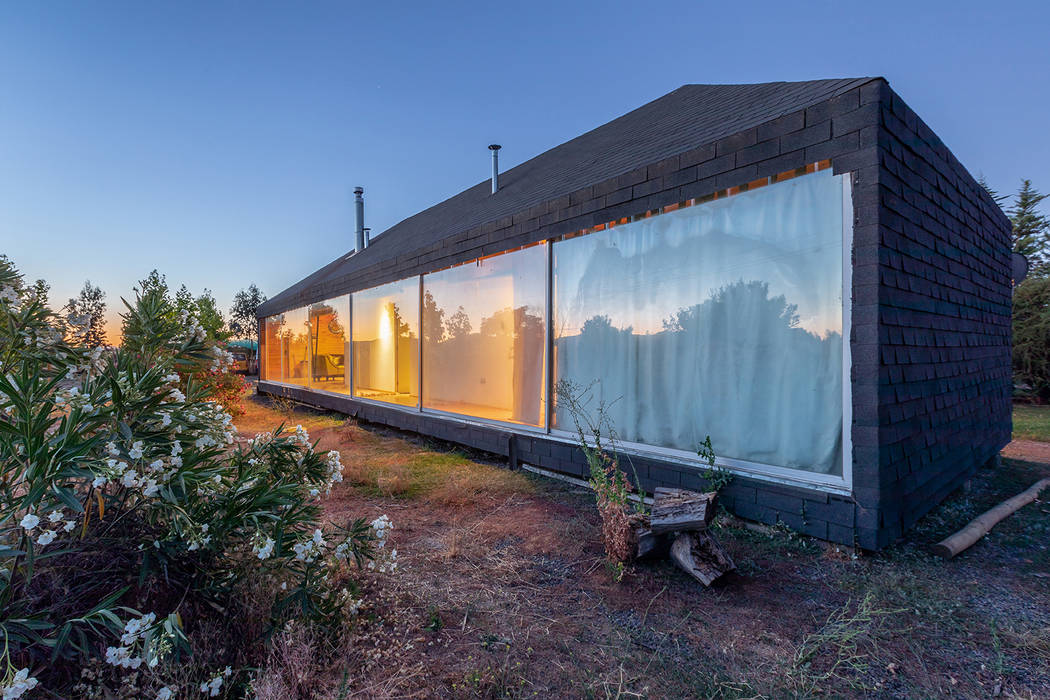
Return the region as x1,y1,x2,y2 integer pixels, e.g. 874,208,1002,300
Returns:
0,255,395,698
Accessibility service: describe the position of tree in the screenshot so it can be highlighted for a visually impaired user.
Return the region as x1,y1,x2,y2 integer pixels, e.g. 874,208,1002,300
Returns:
176,285,228,341
64,280,107,348
31,279,50,306
1008,180,1050,275
1013,277,1050,402
978,174,1007,208
230,283,267,348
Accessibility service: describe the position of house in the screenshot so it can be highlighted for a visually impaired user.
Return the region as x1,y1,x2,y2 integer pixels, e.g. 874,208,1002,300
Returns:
255,78,1012,549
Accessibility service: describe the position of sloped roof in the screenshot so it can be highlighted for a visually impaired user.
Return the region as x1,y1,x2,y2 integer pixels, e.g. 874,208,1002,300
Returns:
258,77,876,317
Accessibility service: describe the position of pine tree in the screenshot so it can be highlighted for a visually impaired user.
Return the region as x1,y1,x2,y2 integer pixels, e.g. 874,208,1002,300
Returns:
977,174,1007,208
1008,180,1050,275
64,281,107,348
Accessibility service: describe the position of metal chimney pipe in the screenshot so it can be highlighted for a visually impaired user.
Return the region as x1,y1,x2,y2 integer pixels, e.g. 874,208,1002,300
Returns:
363,227,372,248
354,187,365,252
489,144,501,194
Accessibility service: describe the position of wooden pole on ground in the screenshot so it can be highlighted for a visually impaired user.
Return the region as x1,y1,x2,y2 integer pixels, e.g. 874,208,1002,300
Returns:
931,478,1050,559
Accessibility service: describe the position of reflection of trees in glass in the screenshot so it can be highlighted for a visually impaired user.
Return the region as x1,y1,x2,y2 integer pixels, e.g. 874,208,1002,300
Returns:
384,301,412,339
557,279,842,473
445,306,472,340
479,306,544,338
661,280,800,335
422,291,445,344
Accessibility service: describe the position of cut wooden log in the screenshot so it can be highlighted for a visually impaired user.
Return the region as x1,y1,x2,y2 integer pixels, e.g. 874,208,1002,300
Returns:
628,514,668,559
650,487,717,534
634,526,670,559
931,477,1050,559
670,530,735,586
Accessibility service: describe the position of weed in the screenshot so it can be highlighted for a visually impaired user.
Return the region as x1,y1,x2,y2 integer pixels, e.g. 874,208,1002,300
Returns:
425,605,444,632
697,435,734,493
789,592,902,694
270,393,298,417
555,379,645,569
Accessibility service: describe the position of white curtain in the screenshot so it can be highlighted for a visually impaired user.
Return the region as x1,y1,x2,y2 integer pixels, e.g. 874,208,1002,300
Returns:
553,171,844,475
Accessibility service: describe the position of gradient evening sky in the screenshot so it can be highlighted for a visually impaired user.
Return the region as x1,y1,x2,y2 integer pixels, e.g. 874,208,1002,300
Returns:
1,1,1047,343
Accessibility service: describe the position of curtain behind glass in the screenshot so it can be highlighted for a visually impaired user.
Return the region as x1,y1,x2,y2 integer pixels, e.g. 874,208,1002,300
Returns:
553,171,844,475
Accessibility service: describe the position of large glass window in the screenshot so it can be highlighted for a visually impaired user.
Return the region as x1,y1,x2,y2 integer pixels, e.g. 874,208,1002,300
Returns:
422,244,547,426
309,297,350,393
262,315,283,382
352,280,420,407
553,171,845,475
279,307,311,387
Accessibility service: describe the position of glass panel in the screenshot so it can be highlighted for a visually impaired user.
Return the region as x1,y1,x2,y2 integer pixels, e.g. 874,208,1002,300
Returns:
553,171,844,475
422,244,547,426
352,279,420,407
309,297,350,393
280,307,311,387
262,315,284,382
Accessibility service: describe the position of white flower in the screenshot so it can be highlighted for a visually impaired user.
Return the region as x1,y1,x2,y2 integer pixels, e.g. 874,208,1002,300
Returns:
106,441,120,456
200,673,224,696
155,688,174,700
252,535,275,560
129,441,144,459
121,470,140,488
36,529,56,546
1,667,39,699
92,475,107,488
19,513,39,531
47,510,63,523
63,520,76,532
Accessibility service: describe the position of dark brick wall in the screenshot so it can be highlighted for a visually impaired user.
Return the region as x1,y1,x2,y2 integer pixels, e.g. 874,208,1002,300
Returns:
858,82,1013,549
256,78,1012,550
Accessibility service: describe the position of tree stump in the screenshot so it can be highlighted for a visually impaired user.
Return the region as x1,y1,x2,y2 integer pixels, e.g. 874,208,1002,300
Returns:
670,530,735,586
650,487,717,534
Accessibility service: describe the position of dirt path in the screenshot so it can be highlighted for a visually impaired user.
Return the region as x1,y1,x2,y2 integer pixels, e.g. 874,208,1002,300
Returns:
1003,438,1050,464
237,395,1050,699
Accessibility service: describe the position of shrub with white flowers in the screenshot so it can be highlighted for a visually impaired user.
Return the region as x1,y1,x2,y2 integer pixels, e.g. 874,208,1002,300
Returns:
0,255,393,698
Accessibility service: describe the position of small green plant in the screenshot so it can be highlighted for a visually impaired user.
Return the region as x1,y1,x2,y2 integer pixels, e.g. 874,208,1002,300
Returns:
425,605,443,632
697,436,733,493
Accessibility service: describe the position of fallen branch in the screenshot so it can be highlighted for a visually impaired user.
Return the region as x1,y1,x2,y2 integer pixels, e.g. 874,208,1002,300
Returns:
931,477,1050,559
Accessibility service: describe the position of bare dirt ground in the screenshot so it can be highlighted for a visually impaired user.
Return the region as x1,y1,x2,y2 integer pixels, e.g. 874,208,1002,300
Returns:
237,393,1050,699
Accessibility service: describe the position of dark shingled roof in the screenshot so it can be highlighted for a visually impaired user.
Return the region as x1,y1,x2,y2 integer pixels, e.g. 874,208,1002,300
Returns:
258,77,875,317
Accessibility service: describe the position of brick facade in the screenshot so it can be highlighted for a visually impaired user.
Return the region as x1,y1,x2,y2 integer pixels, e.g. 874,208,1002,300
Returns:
257,78,1013,549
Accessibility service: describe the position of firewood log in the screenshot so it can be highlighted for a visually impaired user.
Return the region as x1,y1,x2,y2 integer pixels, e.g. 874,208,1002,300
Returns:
670,530,735,586
931,477,1050,559
650,487,717,534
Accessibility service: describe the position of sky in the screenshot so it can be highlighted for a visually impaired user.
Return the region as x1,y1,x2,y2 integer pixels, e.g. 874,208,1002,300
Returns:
1,1,1047,344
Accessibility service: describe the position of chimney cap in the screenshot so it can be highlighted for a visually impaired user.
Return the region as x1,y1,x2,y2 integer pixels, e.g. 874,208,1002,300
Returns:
488,144,501,151
353,186,364,195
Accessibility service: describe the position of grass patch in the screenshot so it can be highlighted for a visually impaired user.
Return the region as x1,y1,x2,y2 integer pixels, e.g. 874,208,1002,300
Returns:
335,422,534,503
1013,403,1050,441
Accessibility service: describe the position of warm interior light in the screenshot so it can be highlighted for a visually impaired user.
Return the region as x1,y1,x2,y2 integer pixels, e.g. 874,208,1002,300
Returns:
379,305,393,340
